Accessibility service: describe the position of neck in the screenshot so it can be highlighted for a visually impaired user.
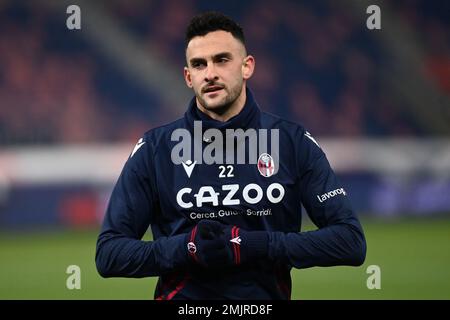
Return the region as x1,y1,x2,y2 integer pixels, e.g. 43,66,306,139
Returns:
196,86,247,122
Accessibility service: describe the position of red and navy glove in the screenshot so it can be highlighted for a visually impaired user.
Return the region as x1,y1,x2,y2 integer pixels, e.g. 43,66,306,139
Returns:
222,224,269,266
186,220,269,267
186,219,231,267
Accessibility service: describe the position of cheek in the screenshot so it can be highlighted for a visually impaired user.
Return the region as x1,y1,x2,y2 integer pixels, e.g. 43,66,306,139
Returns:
235,68,245,83
192,77,206,92
224,67,244,85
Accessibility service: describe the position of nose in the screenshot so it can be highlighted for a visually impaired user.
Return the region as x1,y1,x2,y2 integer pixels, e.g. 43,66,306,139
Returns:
204,63,218,82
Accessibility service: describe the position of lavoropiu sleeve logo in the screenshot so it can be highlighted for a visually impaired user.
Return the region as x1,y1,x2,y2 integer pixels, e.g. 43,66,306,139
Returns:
317,188,347,203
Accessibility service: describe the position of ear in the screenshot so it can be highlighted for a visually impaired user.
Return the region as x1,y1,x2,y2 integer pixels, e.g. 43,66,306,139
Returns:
242,55,255,80
184,66,193,88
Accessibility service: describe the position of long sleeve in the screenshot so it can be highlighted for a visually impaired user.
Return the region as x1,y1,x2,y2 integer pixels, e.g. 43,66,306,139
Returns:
267,130,366,269
95,136,189,278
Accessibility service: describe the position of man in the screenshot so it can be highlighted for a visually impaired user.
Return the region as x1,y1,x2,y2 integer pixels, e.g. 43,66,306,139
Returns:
95,11,366,300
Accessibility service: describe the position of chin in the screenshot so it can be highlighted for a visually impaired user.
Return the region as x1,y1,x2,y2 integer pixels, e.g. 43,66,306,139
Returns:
204,102,225,110
203,101,231,115
203,97,228,110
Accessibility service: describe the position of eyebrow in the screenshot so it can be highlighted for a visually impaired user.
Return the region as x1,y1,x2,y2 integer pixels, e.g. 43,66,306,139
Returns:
189,52,233,66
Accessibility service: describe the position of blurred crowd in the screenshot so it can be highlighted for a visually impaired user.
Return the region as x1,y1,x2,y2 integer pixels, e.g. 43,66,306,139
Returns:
0,0,448,145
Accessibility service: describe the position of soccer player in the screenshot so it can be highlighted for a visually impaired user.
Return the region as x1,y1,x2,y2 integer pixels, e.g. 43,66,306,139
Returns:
95,11,366,300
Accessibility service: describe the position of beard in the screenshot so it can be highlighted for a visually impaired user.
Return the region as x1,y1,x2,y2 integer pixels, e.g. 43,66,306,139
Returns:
195,80,243,116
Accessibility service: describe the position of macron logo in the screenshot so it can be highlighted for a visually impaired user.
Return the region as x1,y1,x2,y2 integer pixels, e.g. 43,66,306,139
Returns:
230,236,241,245
182,160,197,178
317,188,347,203
131,138,145,158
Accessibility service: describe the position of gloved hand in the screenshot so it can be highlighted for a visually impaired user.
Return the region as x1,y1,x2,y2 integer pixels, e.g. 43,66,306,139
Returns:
220,224,269,266
186,219,231,267
186,219,269,267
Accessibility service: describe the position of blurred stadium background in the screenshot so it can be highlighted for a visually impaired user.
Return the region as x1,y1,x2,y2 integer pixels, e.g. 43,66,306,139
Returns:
0,0,449,299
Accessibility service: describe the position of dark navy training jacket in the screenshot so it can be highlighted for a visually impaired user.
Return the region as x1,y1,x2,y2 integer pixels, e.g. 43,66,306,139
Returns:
95,88,366,300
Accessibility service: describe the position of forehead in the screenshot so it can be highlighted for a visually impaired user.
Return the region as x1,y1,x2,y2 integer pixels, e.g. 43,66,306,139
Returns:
186,30,244,59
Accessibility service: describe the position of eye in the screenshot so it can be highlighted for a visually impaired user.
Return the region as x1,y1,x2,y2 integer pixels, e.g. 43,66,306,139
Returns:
217,57,229,64
192,61,206,69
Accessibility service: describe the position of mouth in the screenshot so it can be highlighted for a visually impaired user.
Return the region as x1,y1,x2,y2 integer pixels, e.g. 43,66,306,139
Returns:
203,85,224,94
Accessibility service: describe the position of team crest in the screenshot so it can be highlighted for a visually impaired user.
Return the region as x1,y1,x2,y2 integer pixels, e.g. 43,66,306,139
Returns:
257,153,275,177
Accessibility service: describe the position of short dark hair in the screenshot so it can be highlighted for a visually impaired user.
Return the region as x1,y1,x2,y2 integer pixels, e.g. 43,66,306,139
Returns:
185,11,246,49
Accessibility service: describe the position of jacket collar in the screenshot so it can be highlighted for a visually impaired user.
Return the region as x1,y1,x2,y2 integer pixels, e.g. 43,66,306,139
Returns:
184,87,261,132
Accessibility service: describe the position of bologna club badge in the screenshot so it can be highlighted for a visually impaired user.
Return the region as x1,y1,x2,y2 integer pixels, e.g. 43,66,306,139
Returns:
257,153,275,177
